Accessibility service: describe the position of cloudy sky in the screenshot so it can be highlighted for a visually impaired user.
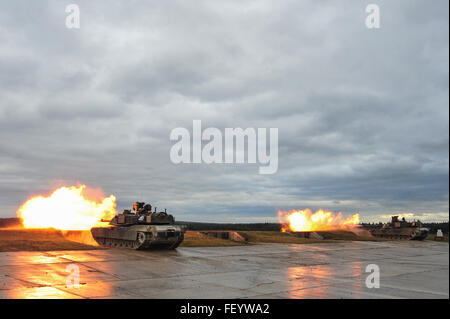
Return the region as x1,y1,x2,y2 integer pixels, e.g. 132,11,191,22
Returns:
0,0,448,222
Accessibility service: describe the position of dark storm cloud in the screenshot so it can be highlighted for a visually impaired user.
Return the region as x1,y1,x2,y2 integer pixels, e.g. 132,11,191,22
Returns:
0,0,448,222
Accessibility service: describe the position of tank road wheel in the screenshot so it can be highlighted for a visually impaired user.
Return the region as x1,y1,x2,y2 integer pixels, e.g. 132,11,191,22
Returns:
132,240,142,250
131,232,146,250
137,232,146,244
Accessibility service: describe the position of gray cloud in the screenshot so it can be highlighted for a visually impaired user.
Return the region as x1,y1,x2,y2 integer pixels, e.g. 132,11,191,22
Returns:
0,0,448,222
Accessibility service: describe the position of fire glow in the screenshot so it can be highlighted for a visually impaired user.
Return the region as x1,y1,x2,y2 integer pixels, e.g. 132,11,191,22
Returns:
278,209,360,232
17,185,117,230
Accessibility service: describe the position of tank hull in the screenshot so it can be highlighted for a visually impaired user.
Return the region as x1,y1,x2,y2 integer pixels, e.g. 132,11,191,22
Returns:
91,224,184,250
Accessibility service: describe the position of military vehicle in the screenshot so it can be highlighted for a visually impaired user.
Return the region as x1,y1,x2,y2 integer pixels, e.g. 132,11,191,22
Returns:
91,202,185,249
371,216,429,240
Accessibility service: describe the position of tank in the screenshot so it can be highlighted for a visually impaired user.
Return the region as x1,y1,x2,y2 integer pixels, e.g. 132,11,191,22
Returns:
91,202,185,249
371,216,429,240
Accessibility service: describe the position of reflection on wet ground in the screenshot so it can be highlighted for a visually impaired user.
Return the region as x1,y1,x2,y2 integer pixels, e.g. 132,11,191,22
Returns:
0,241,448,298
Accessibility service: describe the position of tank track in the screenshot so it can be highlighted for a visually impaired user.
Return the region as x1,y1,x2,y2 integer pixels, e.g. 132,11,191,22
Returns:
371,232,427,240
372,234,412,240
93,232,185,250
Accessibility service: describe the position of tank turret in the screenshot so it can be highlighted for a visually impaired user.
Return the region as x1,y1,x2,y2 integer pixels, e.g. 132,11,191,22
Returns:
109,202,175,226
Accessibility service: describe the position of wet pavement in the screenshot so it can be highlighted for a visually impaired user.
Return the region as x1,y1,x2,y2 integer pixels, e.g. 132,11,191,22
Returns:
0,241,448,299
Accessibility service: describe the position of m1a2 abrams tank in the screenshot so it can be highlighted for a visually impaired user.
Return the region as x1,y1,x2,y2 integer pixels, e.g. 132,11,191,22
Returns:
371,216,429,240
91,202,185,250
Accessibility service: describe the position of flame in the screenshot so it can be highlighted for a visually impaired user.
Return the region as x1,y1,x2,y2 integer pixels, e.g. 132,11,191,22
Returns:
17,185,117,230
278,209,360,232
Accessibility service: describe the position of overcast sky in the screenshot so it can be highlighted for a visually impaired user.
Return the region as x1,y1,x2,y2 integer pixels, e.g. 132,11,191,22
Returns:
0,0,448,222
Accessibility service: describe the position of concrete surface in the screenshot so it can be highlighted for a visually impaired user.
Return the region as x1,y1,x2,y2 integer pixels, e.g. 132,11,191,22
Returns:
0,241,448,299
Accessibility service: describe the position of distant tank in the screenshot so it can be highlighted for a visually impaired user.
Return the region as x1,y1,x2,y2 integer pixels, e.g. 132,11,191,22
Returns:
91,202,185,249
371,216,429,240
